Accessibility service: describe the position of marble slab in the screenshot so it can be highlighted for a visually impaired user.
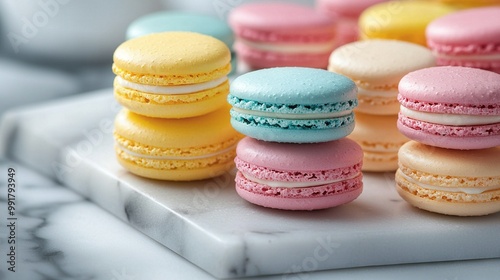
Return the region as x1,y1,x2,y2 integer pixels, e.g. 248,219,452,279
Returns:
2,160,500,280
1,89,500,279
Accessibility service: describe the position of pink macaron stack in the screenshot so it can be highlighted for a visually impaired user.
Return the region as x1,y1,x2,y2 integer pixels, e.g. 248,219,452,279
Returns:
397,66,500,151
426,6,500,73
228,2,336,71
315,0,388,48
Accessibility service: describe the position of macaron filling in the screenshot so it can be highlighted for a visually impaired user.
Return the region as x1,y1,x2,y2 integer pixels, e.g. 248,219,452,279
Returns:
115,142,237,160
241,171,361,188
399,106,500,126
231,107,352,120
116,76,228,95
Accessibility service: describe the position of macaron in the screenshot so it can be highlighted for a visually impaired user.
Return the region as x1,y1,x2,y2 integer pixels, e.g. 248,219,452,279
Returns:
348,112,408,172
227,67,358,143
433,0,500,8
228,2,336,70
397,66,500,150
113,105,242,181
112,32,231,118
426,7,500,74
359,1,455,46
235,137,364,211
316,0,388,48
396,141,500,216
328,39,435,115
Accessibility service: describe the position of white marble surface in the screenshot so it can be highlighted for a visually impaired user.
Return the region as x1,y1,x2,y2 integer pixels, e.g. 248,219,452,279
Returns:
1,90,500,279
1,161,500,280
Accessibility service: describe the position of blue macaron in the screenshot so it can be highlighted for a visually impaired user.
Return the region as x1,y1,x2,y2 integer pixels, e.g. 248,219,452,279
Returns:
228,67,358,143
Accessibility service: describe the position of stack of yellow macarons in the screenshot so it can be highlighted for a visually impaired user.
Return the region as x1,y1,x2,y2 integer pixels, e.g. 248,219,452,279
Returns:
112,32,242,181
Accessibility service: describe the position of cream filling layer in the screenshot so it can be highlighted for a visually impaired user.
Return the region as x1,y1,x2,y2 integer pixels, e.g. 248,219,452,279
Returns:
357,87,398,98
398,170,498,195
242,172,361,188
239,38,336,54
400,106,500,126
116,142,235,160
232,107,352,120
433,51,500,61
116,76,228,95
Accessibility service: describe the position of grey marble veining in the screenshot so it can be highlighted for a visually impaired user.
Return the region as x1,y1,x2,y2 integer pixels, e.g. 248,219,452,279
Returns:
1,90,500,279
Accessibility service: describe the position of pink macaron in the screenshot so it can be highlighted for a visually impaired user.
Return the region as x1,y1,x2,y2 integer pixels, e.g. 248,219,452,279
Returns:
316,0,388,48
234,137,363,211
228,2,336,70
397,66,500,150
426,7,500,73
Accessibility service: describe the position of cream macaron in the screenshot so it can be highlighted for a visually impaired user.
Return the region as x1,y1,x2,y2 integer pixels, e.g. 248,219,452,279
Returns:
396,141,500,216
328,39,435,115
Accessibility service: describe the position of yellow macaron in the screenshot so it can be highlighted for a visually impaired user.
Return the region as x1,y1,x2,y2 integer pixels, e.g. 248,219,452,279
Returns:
433,0,500,8
348,112,408,172
113,105,243,181
359,1,456,46
112,31,231,118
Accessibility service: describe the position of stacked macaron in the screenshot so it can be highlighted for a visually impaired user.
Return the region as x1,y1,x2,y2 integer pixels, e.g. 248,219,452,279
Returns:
228,67,364,210
426,6,500,74
328,39,435,171
395,66,500,216
112,32,242,181
228,2,336,71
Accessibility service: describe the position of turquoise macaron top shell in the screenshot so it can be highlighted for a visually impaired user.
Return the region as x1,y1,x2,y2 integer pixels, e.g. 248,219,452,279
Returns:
126,11,234,47
228,67,358,143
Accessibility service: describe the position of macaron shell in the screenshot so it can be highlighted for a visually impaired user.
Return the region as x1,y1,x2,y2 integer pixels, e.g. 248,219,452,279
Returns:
233,42,332,69
316,0,389,18
113,78,229,118
113,32,231,85
397,117,500,150
229,111,355,143
235,172,363,211
328,39,436,89
114,106,240,150
359,1,455,45
230,67,357,104
348,112,408,172
398,66,500,109
398,141,500,178
426,7,500,49
115,151,236,181
395,177,500,216
229,3,336,40
236,137,363,171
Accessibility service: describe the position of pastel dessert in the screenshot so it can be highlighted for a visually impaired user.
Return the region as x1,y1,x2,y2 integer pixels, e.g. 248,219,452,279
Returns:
228,67,358,143
396,141,500,216
434,0,500,8
113,105,243,181
328,39,435,115
348,112,408,172
112,32,231,118
359,1,455,46
316,0,388,48
228,2,336,69
426,7,500,73
125,11,237,74
235,137,364,210
398,66,500,150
